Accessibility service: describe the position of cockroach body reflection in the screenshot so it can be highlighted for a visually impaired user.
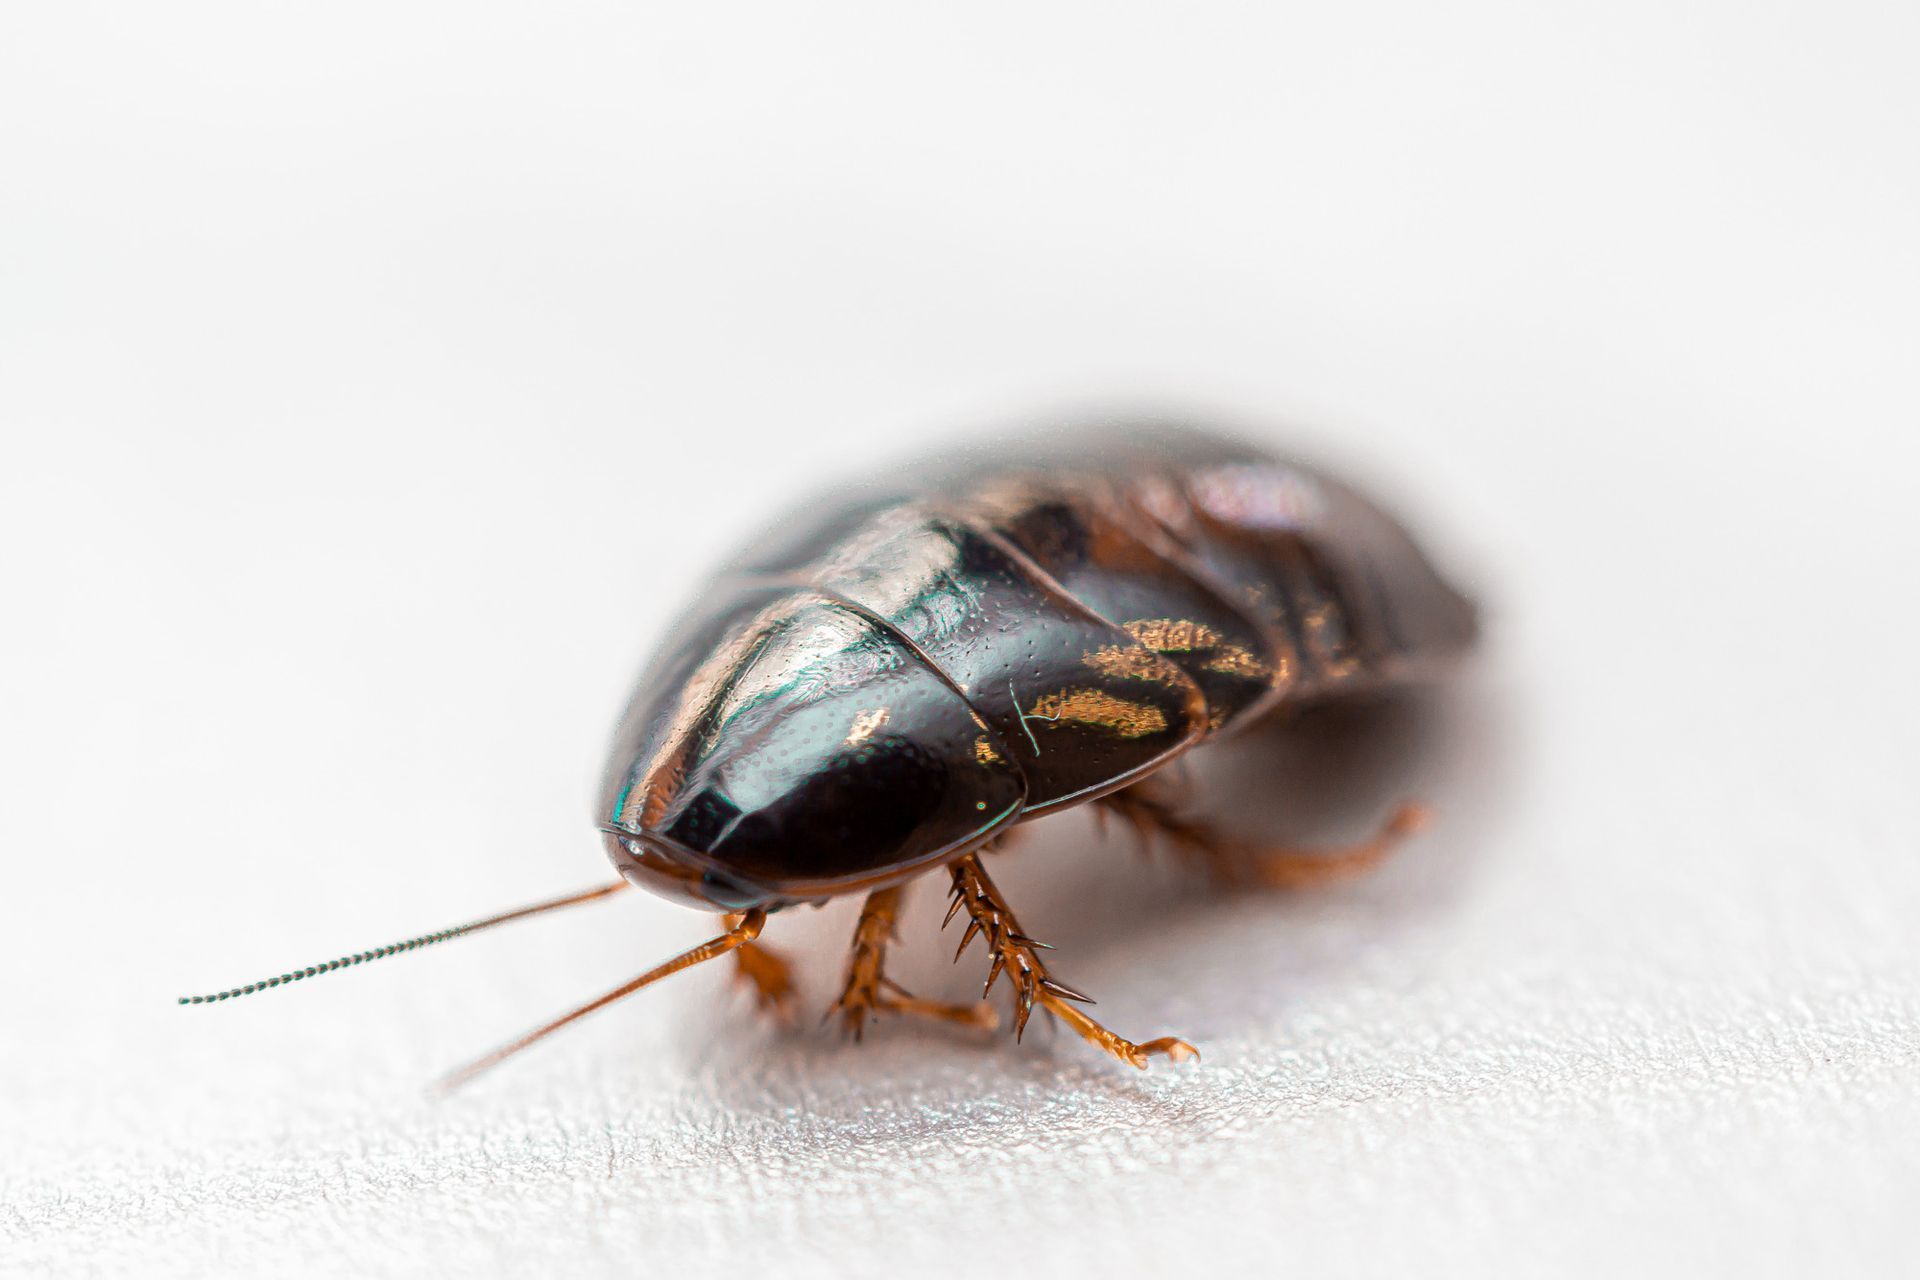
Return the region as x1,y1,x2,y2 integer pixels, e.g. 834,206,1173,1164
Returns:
183,426,1477,1086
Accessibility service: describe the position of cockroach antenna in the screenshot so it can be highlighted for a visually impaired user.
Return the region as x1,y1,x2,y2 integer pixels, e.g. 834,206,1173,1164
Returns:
176,881,629,1005
180,879,772,1091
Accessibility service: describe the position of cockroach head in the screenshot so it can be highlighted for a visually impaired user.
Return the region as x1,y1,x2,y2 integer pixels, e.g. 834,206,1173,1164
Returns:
598,824,775,912
597,592,1027,911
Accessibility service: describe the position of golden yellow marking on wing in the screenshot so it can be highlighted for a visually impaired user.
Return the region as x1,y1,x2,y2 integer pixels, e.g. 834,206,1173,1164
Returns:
1120,617,1272,681
1122,618,1221,653
973,735,1001,765
1083,645,1189,683
1202,643,1270,679
1303,606,1360,678
844,707,890,746
1026,688,1168,739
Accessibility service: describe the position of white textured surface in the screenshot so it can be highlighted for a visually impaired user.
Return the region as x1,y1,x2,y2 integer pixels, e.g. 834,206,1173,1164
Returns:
4,3,1917,1277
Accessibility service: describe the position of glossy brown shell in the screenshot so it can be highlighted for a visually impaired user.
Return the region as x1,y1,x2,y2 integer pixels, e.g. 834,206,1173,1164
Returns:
599,428,1477,909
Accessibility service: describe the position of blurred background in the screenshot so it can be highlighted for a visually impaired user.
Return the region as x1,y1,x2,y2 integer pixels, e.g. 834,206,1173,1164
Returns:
3,3,1916,1277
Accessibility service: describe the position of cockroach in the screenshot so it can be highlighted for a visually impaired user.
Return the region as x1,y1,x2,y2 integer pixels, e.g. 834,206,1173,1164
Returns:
182,425,1477,1087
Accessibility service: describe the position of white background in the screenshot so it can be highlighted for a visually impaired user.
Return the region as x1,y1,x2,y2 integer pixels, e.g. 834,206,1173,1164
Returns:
4,3,1917,1277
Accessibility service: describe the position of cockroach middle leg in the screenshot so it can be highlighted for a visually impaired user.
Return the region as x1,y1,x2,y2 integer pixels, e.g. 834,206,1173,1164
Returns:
1101,783,1429,889
946,853,1197,1070
830,885,998,1039
724,916,798,1020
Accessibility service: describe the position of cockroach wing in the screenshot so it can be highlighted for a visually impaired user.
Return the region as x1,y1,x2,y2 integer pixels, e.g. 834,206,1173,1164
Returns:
746,501,1211,814
949,474,1288,734
1148,457,1479,697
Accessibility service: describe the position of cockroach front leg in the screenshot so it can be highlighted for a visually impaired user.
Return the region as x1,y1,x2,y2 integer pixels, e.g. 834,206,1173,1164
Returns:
1101,784,1429,888
830,886,999,1039
723,914,797,1019
947,853,1197,1070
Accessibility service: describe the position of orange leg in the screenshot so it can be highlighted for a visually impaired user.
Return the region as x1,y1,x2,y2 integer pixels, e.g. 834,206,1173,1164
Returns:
1101,785,1429,889
724,915,797,1019
947,853,1197,1070
438,909,766,1092
830,885,998,1039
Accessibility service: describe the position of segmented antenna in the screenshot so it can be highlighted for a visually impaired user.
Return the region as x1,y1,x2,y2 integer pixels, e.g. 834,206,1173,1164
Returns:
177,881,627,1005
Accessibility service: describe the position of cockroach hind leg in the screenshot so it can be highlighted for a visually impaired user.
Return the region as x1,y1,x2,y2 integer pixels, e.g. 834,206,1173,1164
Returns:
830,885,997,1039
726,925,798,1022
874,976,998,1034
947,853,1198,1071
1044,999,1200,1070
1248,801,1430,889
1101,784,1429,890
1098,783,1236,875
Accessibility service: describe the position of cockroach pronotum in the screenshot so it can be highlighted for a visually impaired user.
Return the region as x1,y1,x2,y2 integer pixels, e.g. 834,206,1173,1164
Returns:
182,425,1478,1087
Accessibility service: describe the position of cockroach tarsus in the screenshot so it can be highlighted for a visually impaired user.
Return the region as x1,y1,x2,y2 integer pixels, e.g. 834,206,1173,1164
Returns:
180,426,1478,1087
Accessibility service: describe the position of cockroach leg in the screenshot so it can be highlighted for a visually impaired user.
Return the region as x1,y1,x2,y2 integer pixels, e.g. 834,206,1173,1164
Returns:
1101,784,1428,889
830,885,998,1039
947,853,1197,1070
434,908,768,1093
724,915,798,1020
1246,802,1429,888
